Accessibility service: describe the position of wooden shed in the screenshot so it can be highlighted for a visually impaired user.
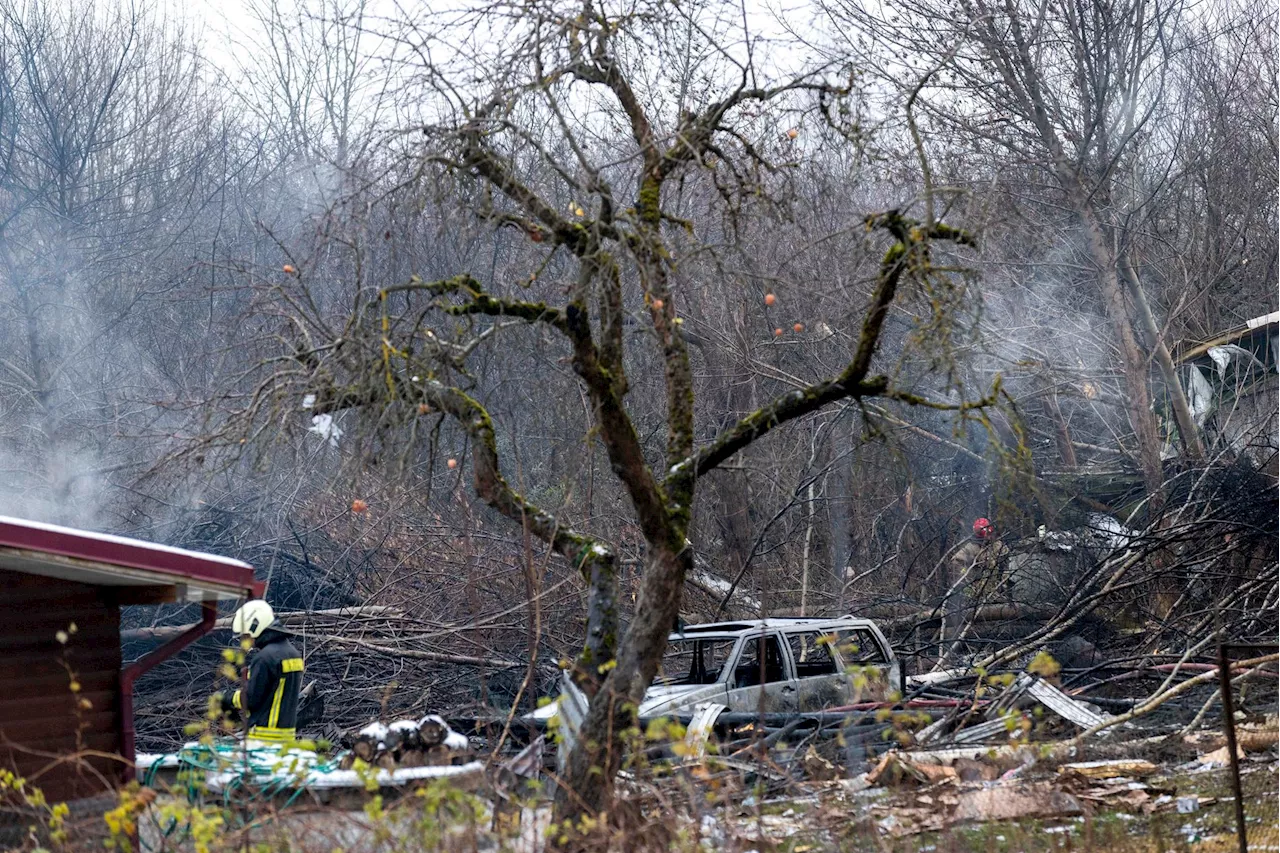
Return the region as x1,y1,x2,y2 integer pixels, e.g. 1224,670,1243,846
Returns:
0,516,260,803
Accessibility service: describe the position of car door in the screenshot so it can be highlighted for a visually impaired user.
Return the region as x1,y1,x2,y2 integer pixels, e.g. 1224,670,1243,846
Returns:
831,627,894,701
784,629,852,711
723,632,797,714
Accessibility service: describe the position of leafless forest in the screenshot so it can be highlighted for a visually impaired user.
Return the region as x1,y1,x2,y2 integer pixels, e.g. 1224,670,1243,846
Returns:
0,0,1275,844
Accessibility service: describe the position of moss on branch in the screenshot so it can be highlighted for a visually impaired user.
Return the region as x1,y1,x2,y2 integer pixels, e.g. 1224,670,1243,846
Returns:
637,175,662,226
383,275,569,332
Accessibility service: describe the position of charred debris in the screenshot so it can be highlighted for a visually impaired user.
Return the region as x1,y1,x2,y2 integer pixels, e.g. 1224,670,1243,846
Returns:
116,314,1277,836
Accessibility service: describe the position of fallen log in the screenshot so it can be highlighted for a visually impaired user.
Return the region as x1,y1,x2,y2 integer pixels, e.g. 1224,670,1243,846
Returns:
881,604,1054,633
688,567,762,614
122,605,406,641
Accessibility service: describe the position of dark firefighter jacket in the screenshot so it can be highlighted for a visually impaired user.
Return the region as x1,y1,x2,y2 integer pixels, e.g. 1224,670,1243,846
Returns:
231,629,304,742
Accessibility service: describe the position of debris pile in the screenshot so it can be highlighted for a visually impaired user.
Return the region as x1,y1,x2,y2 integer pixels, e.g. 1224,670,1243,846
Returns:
905,671,1115,753
840,746,1274,840
130,604,558,755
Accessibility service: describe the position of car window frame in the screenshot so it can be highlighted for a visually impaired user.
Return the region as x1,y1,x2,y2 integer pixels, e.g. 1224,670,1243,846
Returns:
656,634,746,686
782,629,843,678
730,630,794,687
829,626,890,666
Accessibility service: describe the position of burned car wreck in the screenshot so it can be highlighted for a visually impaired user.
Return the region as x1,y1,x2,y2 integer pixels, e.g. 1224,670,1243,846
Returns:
640,616,901,716
527,616,901,763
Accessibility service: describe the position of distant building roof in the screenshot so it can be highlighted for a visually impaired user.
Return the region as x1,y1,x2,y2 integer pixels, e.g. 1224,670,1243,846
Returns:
1177,310,1279,365
0,515,261,602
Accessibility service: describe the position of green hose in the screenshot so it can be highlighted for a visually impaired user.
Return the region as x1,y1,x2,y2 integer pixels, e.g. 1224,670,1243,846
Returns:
143,740,347,801
136,740,355,850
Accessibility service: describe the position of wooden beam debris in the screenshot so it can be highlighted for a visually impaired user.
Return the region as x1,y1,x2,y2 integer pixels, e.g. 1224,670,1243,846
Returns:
123,604,522,669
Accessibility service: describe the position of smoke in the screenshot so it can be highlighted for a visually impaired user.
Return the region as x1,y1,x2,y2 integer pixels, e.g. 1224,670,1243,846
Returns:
973,224,1130,445
0,449,104,528
257,157,352,234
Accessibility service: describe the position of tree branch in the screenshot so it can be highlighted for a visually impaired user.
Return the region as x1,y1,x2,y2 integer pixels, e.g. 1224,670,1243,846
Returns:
677,210,979,483
382,275,568,331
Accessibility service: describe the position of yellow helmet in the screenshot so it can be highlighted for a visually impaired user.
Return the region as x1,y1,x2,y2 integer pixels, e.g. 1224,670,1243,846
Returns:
231,599,275,638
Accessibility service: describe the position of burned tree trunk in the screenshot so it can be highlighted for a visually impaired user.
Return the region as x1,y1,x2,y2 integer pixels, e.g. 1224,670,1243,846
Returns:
1059,174,1166,501
1041,389,1078,469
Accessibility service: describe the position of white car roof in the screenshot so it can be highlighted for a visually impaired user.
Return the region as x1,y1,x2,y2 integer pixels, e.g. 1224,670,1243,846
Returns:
668,615,883,640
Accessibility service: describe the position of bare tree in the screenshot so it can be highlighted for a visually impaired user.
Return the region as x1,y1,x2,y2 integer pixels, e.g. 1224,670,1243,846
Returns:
823,0,1221,500
228,0,396,169
0,0,226,525
195,0,995,835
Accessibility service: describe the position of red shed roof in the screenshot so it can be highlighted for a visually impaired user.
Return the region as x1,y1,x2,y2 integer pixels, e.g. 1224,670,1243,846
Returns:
0,515,261,602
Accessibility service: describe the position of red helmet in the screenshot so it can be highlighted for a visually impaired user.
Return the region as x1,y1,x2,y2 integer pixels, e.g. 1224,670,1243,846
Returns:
973,518,993,540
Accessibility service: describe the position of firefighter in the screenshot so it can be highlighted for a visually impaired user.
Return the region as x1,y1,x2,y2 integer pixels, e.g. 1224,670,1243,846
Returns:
218,600,304,743
940,518,1010,663
967,517,1011,601
947,518,1000,585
